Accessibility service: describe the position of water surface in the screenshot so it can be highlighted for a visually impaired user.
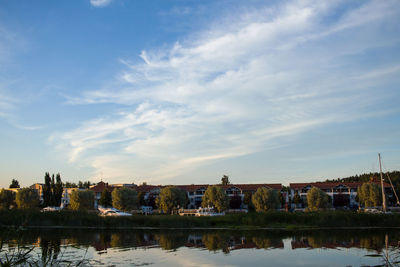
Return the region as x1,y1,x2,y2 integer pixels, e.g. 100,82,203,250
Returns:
1,228,399,266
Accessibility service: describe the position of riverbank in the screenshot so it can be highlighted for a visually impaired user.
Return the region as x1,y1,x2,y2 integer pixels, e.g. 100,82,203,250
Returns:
1,210,400,230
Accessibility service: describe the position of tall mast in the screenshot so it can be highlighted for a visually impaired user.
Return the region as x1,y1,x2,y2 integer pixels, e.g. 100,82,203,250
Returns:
379,153,386,212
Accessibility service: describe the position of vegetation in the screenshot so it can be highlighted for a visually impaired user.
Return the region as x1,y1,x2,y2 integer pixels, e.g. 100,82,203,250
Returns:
2,210,400,229
137,191,146,206
221,175,230,185
0,189,16,210
243,192,254,211
251,188,280,212
15,188,39,209
63,181,93,189
293,192,302,207
306,187,330,211
42,172,63,207
156,186,187,214
357,182,382,207
9,179,20,189
112,187,137,211
99,189,112,207
70,190,94,211
202,185,229,212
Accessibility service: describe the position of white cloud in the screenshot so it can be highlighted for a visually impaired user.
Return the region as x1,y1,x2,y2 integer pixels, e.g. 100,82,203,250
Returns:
90,0,112,8
55,0,400,183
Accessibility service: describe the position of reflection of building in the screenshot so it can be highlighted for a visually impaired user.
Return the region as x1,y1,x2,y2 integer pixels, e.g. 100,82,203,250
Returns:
289,181,392,208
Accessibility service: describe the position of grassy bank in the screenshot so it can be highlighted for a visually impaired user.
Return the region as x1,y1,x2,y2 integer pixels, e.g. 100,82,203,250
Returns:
1,210,400,229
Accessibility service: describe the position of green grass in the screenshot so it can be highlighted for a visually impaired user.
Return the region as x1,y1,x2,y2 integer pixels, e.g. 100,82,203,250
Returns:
1,210,400,229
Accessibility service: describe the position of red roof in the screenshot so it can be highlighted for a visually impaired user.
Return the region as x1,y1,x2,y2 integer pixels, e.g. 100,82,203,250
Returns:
89,181,113,192
290,181,391,190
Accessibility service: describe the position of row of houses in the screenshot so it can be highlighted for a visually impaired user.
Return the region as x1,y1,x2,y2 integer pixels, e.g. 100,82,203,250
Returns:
23,179,393,210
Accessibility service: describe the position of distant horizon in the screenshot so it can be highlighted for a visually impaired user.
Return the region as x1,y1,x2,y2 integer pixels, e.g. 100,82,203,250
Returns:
1,1,399,188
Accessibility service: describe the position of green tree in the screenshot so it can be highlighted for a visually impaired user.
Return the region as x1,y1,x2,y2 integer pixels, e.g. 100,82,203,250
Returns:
202,185,229,212
357,182,382,207
54,173,63,206
9,179,20,188
99,189,112,207
251,187,280,212
0,189,16,209
221,175,230,185
243,192,254,211
293,192,302,206
50,174,56,206
306,187,330,211
16,188,39,209
156,186,188,214
69,190,94,210
43,172,52,207
112,187,137,212
137,191,146,206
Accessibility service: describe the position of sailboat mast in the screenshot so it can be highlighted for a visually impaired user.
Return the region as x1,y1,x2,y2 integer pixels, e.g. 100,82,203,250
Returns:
379,153,386,212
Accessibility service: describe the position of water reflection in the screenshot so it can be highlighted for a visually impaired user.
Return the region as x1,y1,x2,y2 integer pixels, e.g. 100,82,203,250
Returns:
1,228,400,266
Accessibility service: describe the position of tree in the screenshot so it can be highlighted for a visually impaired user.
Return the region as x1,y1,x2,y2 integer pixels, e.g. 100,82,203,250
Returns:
251,187,280,212
112,187,137,212
357,182,382,207
0,189,16,209
99,189,112,207
243,192,254,211
69,190,94,210
50,174,56,206
156,186,188,214
9,179,20,188
306,187,330,211
137,191,146,206
43,172,52,207
16,188,39,209
54,173,63,206
293,192,302,207
202,186,229,212
221,175,230,185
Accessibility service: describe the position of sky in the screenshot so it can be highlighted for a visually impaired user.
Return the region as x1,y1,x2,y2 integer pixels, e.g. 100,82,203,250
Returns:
0,0,400,188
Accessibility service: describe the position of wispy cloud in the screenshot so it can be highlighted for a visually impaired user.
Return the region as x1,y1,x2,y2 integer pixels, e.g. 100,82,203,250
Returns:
90,0,112,8
55,0,400,183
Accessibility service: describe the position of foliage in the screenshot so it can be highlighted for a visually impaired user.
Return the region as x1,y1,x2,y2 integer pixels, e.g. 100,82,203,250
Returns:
16,188,39,209
0,189,16,210
64,182,78,188
293,192,302,205
243,192,255,211
43,172,63,207
221,175,230,185
54,173,63,206
156,186,187,214
357,182,382,207
9,179,20,189
202,185,229,212
137,191,146,206
99,189,112,207
251,187,280,212
306,187,330,211
78,181,92,189
70,190,94,210
43,172,52,207
112,187,137,212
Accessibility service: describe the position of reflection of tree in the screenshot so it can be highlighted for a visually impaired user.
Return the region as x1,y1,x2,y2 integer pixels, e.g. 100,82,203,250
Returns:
110,233,122,248
252,236,283,249
156,232,186,251
40,238,61,263
202,232,230,254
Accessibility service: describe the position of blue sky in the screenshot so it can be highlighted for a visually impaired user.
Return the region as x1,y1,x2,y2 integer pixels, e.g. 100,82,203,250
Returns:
1,0,400,188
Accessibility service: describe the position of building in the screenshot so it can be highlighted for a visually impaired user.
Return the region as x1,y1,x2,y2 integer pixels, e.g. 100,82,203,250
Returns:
289,181,392,209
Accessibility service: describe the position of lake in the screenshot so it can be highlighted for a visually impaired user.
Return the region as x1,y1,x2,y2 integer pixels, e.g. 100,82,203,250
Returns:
1,228,399,266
